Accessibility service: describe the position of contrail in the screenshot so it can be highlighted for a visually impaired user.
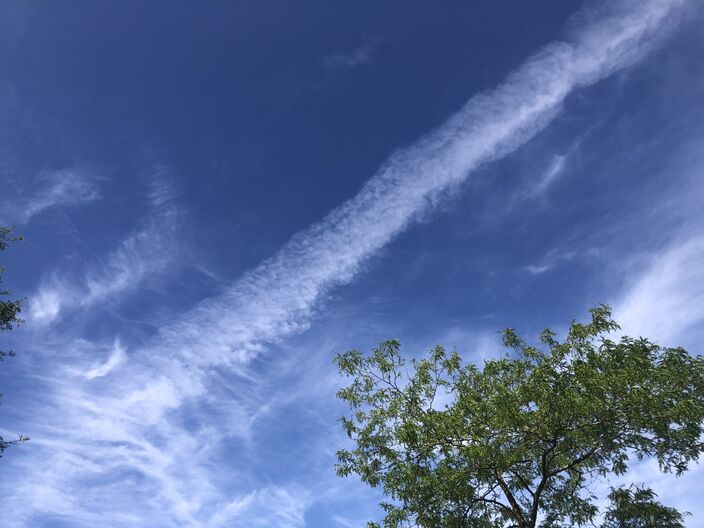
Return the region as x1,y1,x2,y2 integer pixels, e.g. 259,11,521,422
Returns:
158,0,689,368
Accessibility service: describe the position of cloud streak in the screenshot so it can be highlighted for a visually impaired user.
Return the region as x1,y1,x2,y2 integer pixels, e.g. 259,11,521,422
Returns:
162,0,689,369
0,1,694,526
28,183,181,325
209,486,310,528
323,38,376,70
615,235,704,345
1,168,100,225
526,154,567,199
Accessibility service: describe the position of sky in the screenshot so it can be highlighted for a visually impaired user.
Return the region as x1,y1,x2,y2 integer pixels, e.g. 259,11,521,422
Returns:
1,1,703,526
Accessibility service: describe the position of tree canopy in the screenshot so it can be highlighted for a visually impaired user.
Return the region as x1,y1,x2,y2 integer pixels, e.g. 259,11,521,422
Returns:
335,306,704,528
1,226,28,457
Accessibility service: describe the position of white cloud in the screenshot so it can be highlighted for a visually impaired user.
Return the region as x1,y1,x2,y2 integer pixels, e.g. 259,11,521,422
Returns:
333,514,364,528
524,154,567,199
1,168,100,224
615,235,704,346
209,486,310,528
324,39,376,70
84,339,127,379
524,263,554,275
0,1,694,526
28,287,61,322
28,185,181,325
523,249,577,275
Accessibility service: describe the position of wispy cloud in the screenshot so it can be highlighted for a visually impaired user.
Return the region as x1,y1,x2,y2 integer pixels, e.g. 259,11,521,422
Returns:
83,338,127,379
513,127,596,204
0,1,693,525
525,154,567,199
1,168,100,225
606,142,704,348
523,247,578,275
333,514,365,528
28,185,181,325
209,486,310,528
323,38,376,70
615,235,704,345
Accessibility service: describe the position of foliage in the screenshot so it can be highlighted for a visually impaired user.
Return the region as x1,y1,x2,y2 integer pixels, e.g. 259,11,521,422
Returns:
0,226,28,457
335,306,704,528
602,485,687,528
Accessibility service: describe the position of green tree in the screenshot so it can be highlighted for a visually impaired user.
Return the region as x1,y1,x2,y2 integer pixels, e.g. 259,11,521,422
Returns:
335,306,704,528
602,485,686,528
1,226,28,457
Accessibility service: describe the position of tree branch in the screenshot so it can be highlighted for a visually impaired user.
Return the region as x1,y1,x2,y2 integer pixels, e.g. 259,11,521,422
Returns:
493,469,527,526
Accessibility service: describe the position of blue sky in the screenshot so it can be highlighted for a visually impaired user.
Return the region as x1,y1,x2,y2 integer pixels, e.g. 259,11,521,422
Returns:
1,0,704,526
